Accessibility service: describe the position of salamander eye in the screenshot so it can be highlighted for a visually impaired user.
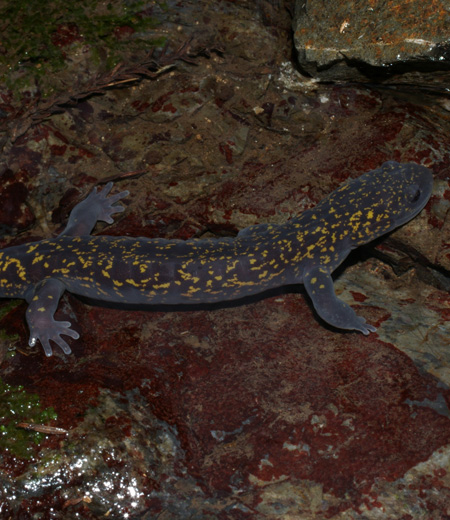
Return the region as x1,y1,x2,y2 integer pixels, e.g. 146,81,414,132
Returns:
406,184,421,204
411,189,421,203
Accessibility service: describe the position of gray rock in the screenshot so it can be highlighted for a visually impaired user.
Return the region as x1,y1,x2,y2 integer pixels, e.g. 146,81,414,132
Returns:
293,0,450,80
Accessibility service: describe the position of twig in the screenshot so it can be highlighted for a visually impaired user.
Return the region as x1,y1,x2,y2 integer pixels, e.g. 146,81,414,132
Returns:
17,422,69,435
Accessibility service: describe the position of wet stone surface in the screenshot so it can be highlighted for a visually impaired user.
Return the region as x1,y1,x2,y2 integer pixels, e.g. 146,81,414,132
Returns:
294,0,450,80
0,0,450,518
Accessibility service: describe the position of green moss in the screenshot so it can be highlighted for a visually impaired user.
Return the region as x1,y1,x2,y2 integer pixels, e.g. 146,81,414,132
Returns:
0,0,166,96
0,378,58,458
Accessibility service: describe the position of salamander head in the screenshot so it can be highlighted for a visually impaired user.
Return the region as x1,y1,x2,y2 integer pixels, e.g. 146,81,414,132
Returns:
323,161,433,245
376,160,433,227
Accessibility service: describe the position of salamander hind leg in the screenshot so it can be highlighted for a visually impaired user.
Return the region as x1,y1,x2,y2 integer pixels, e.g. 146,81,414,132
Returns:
59,182,129,237
25,279,79,357
303,267,377,335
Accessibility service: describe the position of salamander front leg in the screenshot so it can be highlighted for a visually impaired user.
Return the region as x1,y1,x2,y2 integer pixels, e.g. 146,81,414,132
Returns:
303,267,377,335
59,182,129,237
26,278,79,357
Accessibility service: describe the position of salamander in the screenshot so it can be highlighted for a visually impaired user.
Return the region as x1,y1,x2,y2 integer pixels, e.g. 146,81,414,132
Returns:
0,161,433,356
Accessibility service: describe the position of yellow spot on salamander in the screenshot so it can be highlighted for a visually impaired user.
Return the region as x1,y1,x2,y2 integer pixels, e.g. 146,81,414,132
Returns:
102,270,110,278
226,260,239,273
53,268,70,275
126,279,141,287
113,280,124,287
26,244,40,254
153,283,171,289
2,258,28,281
78,257,93,269
306,244,316,258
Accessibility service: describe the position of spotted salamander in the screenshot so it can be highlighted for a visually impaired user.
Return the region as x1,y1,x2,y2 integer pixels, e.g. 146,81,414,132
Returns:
0,161,433,356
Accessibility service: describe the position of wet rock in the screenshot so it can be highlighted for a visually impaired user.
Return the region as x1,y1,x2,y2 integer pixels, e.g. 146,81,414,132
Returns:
293,0,450,80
